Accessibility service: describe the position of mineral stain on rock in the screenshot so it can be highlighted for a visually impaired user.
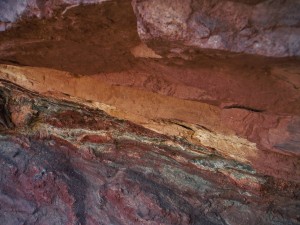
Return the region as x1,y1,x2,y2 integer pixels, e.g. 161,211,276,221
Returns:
0,0,299,224
0,81,298,225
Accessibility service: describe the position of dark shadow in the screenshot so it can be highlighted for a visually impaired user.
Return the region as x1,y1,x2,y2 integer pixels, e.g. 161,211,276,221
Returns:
0,0,140,75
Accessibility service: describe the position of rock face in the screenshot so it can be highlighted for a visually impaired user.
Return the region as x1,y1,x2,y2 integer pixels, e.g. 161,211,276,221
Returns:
0,0,108,22
132,0,300,57
1,0,300,56
0,0,109,31
0,0,299,224
0,1,140,74
0,80,299,225
1,63,300,183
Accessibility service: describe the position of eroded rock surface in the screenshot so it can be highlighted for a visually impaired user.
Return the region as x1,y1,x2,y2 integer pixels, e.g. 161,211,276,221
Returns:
0,0,109,22
0,1,140,74
0,0,299,224
0,81,299,225
1,0,300,56
1,64,300,184
133,0,300,57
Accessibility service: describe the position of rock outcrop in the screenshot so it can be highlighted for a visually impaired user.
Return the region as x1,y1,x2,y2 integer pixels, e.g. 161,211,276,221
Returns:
0,0,299,224
0,0,108,22
0,78,299,225
133,0,300,57
1,0,300,57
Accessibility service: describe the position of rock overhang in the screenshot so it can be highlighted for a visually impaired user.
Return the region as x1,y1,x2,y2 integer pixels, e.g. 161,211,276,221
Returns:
0,0,299,224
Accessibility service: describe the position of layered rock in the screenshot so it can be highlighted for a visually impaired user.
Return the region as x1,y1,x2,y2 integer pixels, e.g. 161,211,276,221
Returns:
1,61,299,183
0,0,299,224
0,78,299,225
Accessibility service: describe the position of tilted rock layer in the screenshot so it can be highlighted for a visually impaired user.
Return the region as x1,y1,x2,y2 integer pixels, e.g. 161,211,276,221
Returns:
0,0,299,224
0,78,299,225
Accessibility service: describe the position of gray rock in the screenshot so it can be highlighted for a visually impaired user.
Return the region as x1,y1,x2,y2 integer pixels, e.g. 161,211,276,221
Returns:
0,0,108,23
132,0,300,57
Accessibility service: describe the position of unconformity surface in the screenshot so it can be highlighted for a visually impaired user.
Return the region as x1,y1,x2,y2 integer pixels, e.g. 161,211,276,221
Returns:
0,0,299,224
0,79,299,225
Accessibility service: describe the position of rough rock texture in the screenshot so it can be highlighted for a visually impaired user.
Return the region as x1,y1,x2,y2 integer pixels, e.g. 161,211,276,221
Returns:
0,0,299,224
0,0,108,22
1,0,300,56
0,80,299,225
0,1,140,74
132,0,300,57
0,0,111,32
1,63,300,184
